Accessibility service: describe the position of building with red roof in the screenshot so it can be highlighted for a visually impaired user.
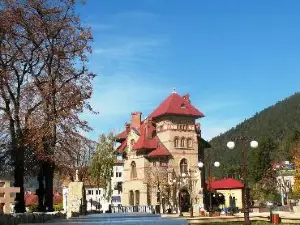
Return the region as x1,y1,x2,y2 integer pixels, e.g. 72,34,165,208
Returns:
206,178,245,209
116,90,205,211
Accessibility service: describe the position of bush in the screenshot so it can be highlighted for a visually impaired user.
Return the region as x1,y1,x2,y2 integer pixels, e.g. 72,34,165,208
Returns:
28,204,38,212
54,202,63,211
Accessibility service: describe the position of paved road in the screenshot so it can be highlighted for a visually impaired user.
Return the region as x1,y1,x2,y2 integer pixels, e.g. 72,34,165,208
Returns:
22,213,188,225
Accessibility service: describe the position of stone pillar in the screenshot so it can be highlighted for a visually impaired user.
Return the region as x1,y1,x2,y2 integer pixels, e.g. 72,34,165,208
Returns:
66,181,85,219
62,186,68,212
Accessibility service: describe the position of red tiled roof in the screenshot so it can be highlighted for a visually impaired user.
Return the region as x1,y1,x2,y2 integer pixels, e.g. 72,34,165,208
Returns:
148,92,204,119
148,142,170,157
116,130,128,142
208,178,244,190
116,139,127,153
134,122,157,151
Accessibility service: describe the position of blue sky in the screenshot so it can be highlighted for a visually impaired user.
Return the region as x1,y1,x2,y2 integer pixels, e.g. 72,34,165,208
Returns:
77,0,300,141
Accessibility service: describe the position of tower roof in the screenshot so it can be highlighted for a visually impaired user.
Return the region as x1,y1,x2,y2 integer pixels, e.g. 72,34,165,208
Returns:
148,92,204,119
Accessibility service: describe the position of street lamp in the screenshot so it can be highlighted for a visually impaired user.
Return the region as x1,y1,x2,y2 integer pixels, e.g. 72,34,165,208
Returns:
198,161,220,212
227,138,258,225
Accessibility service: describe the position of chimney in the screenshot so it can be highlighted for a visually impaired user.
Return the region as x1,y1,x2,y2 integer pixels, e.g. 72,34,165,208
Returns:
125,123,130,133
183,93,190,103
130,111,142,129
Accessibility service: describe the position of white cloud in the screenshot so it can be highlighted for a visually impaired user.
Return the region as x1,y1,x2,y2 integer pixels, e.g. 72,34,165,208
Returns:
81,35,170,139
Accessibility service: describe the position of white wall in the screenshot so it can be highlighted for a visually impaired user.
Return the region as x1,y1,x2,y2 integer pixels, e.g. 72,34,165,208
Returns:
85,187,110,212
111,164,124,206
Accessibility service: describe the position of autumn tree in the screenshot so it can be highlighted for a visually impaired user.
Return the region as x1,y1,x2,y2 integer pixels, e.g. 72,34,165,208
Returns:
145,161,170,209
89,132,116,200
0,0,94,212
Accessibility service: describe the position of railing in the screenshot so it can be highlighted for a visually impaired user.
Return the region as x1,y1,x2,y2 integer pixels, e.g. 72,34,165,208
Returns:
111,205,155,213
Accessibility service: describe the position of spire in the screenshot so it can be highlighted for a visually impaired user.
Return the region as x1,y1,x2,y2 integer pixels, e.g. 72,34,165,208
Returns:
172,87,177,93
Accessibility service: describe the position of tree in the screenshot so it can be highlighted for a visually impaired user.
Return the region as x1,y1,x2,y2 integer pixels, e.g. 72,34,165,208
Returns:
89,132,116,200
0,0,94,211
249,136,277,185
292,139,300,198
145,162,169,209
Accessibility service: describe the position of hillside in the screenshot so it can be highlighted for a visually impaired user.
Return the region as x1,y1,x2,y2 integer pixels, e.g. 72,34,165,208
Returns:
208,92,300,179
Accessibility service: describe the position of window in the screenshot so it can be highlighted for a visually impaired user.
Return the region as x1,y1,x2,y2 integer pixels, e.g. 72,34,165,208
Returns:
88,190,92,195
130,139,135,147
96,190,98,195
135,190,140,205
129,190,134,206
180,138,185,147
174,137,179,148
180,158,188,174
160,160,167,167
131,161,137,179
98,190,101,195
187,138,193,148
116,172,122,177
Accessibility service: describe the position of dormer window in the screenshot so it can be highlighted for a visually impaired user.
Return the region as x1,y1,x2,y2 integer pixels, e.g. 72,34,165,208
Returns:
130,139,135,148
180,103,186,108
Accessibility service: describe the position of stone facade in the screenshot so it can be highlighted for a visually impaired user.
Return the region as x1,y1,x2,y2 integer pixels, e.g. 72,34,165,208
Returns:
118,92,204,212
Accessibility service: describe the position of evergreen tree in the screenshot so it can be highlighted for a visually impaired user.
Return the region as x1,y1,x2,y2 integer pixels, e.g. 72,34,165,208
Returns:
249,136,277,184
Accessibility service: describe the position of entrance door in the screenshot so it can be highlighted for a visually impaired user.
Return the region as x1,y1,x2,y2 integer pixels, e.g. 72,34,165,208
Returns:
179,189,190,212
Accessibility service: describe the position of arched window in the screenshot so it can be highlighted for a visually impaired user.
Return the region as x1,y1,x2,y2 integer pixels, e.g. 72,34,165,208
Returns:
180,137,185,147
187,138,193,148
180,158,188,174
129,190,134,206
174,137,179,148
131,161,137,179
135,190,140,205
130,139,135,147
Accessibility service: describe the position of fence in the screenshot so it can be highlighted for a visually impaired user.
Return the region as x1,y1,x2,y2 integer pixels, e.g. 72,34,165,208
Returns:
111,205,155,213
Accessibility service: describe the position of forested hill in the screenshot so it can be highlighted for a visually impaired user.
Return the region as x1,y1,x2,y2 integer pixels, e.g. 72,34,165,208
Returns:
208,92,300,179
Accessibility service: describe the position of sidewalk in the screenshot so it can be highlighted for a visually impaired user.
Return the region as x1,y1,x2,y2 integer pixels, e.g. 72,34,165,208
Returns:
162,211,300,224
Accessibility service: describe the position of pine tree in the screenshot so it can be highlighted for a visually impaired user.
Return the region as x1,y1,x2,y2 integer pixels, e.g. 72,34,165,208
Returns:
249,136,277,184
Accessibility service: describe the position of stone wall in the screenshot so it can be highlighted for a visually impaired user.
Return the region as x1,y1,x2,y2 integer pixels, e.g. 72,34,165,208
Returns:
0,211,65,225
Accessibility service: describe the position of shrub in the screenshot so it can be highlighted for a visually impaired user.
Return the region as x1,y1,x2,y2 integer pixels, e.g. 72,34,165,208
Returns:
28,204,38,212
54,202,63,211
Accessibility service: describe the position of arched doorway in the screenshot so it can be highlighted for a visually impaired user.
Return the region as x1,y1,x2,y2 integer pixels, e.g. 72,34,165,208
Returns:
179,189,190,212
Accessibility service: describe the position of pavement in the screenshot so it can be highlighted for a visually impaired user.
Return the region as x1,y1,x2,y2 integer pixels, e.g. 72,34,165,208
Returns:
19,211,300,225
20,213,188,225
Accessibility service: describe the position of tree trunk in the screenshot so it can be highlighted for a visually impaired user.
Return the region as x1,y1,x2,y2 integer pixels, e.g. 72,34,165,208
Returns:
36,164,45,212
44,161,55,212
13,147,25,213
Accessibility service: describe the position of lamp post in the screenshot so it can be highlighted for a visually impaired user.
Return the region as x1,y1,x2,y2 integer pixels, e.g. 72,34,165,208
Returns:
227,138,258,225
198,161,220,212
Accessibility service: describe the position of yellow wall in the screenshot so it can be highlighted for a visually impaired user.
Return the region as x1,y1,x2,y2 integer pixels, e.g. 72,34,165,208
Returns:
216,188,243,209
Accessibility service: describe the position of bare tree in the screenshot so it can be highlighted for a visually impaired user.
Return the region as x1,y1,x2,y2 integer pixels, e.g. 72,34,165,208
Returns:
145,163,170,210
